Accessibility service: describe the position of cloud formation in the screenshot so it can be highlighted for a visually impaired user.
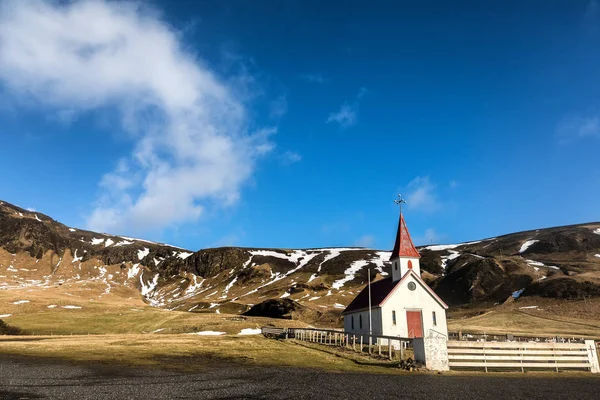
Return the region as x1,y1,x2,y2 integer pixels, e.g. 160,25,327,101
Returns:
278,151,302,165
405,176,441,213
413,228,445,246
0,0,275,234
326,87,367,129
299,73,325,84
557,113,600,143
354,234,375,248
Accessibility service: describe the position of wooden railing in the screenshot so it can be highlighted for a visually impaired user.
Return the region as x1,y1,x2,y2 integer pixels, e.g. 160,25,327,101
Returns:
447,340,600,373
288,327,412,361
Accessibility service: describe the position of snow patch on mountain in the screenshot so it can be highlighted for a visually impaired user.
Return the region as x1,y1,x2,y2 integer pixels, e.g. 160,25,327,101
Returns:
72,249,83,263
140,273,159,296
519,240,539,253
370,251,391,276
332,259,369,290
137,248,150,260
424,240,483,251
177,252,193,260
526,260,545,267
128,263,141,279
440,250,461,269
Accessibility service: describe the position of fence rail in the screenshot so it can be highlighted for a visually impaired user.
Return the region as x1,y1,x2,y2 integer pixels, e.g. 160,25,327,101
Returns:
448,331,595,344
447,340,599,373
261,327,413,361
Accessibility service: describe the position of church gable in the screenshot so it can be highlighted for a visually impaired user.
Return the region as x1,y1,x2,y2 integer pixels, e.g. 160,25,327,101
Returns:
380,270,448,310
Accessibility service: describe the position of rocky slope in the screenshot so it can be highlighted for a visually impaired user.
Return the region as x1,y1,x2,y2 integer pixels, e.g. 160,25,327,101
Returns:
1,199,600,324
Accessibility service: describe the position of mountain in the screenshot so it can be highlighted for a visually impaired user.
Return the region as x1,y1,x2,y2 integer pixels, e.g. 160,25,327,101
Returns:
1,199,600,325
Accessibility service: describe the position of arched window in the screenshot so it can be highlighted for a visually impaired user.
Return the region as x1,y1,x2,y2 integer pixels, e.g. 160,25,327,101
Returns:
408,260,413,269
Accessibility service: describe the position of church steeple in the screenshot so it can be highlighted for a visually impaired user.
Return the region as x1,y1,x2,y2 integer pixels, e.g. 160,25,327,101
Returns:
390,194,421,281
390,212,420,260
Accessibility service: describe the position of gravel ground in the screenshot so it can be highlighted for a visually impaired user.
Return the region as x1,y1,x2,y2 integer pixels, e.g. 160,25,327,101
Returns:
0,356,598,399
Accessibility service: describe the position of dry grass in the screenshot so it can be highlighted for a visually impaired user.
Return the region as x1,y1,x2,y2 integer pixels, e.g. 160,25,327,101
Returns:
0,286,307,335
0,334,408,374
448,310,600,338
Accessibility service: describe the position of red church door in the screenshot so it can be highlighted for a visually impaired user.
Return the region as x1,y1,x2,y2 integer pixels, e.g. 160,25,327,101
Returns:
406,311,423,338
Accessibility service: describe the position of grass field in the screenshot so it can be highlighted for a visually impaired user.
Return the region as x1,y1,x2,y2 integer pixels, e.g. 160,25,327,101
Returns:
0,334,408,374
0,284,307,335
448,310,600,338
3,279,600,376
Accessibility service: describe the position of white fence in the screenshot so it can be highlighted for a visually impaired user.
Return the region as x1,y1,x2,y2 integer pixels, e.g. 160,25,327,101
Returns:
288,327,412,360
447,340,600,373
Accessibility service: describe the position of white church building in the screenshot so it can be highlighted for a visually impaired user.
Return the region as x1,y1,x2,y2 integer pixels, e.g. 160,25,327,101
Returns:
342,211,448,340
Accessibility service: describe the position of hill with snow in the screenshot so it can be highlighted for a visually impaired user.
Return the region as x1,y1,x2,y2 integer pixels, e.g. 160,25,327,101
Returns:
1,199,600,325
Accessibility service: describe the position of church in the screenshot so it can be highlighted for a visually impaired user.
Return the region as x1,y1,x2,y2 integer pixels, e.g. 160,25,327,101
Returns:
342,205,448,340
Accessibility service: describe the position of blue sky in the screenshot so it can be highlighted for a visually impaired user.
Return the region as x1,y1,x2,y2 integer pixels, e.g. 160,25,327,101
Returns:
0,0,599,250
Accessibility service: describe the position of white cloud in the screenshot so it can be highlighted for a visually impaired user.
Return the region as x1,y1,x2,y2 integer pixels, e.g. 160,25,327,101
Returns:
269,95,287,119
326,104,357,129
299,73,325,83
326,87,367,129
405,176,441,213
413,228,445,246
354,235,375,248
278,151,302,165
557,113,600,142
0,0,275,233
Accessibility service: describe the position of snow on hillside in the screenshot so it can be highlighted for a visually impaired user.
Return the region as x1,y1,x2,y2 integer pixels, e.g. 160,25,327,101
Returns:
519,240,539,253
424,240,483,251
440,250,460,269
332,260,369,290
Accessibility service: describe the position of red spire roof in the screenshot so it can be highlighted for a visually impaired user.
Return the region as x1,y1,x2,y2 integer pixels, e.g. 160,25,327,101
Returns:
390,213,420,260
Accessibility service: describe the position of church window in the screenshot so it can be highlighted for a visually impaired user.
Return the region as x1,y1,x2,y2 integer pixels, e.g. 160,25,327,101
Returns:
359,315,363,329
432,311,437,326
394,262,398,271
408,260,413,269
408,281,416,291
351,316,354,330
392,310,396,325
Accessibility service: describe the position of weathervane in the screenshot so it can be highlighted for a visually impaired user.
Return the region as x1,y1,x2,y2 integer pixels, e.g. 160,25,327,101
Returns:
394,194,407,214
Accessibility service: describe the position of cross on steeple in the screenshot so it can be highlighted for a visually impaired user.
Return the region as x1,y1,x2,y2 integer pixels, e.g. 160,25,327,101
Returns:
394,194,407,214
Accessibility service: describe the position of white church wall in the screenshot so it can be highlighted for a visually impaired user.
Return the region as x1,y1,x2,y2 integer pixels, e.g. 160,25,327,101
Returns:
399,257,421,277
343,308,383,343
391,257,421,281
380,275,447,338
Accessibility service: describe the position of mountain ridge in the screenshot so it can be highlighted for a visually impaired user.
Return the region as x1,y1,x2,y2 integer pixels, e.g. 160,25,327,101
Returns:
1,199,600,325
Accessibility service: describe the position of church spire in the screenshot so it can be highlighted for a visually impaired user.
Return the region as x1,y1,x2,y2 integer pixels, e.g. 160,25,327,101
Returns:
390,194,420,260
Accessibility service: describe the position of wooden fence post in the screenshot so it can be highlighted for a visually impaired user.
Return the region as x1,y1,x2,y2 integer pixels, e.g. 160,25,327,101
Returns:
353,335,356,351
360,336,363,352
400,340,405,360
388,341,392,360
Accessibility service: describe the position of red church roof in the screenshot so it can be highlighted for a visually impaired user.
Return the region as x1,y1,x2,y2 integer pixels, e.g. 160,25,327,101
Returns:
390,213,420,260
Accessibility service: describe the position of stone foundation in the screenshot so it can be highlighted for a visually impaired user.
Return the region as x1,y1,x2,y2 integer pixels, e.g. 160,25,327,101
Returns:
413,337,449,371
